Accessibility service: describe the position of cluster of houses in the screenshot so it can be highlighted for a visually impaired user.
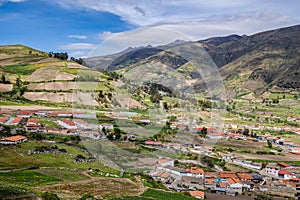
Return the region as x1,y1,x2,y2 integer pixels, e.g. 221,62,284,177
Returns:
0,109,115,140
149,157,300,198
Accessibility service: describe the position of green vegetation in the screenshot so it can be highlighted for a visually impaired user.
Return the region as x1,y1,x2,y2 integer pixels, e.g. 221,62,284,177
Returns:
140,174,165,189
0,185,31,200
41,192,60,200
141,189,196,200
0,170,60,187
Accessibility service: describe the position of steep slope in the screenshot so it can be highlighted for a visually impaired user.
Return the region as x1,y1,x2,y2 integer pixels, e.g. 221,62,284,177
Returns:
87,25,300,93
202,25,300,90
0,45,111,107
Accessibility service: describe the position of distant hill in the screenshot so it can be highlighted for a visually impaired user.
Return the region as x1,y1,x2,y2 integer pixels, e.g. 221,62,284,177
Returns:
86,24,300,96
0,45,112,107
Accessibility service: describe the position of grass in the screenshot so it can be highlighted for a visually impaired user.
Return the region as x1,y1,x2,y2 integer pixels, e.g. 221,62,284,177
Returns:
59,67,79,75
0,170,60,187
0,140,119,173
141,189,196,200
0,185,31,199
0,100,34,106
35,118,61,129
36,169,87,182
246,159,300,165
1,63,43,75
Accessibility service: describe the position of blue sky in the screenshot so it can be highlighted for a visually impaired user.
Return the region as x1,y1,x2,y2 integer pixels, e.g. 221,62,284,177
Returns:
0,0,299,57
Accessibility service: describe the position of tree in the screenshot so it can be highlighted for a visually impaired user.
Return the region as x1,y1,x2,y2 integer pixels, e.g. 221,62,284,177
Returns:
79,193,95,200
16,77,21,87
41,192,60,200
200,127,207,138
267,141,272,148
114,127,121,140
1,74,6,83
243,128,250,136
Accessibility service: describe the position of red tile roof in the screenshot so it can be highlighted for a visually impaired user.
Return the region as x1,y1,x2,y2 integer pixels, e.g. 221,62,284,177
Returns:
277,162,291,168
237,173,253,180
145,141,162,145
1,135,27,142
27,119,39,124
11,116,23,124
61,119,76,126
190,190,205,198
279,169,292,175
0,116,9,123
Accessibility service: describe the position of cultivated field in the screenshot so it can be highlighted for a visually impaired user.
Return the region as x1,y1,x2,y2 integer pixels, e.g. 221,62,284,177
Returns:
27,68,76,82
0,83,13,92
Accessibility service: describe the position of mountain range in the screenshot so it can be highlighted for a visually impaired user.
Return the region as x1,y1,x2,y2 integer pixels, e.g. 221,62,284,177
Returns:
86,24,300,97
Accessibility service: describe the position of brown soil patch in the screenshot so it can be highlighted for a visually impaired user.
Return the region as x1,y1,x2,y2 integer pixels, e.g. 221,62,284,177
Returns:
0,84,13,92
35,177,144,199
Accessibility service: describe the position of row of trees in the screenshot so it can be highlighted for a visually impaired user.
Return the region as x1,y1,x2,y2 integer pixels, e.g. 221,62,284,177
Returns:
48,52,68,60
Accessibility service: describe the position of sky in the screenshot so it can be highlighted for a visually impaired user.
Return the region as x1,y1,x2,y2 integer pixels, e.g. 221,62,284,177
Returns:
0,0,299,57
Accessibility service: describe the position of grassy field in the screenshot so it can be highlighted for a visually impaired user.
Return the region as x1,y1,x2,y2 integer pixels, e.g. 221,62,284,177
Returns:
0,140,119,174
141,189,196,200
0,170,60,187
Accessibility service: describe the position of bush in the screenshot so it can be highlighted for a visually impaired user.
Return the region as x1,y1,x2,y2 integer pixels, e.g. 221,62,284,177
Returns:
41,192,60,200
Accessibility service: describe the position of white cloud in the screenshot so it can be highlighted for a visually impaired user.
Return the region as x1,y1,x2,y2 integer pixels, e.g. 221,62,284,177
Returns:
0,0,25,5
46,0,300,27
68,35,87,39
59,43,96,51
154,11,299,40
96,31,119,41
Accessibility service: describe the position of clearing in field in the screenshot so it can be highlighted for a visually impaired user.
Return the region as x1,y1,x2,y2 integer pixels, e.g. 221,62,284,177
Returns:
0,83,13,92
35,177,144,199
27,67,76,82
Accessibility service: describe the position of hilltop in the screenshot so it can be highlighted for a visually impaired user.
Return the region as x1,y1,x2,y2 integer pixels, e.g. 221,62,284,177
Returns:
86,24,300,98
0,45,118,109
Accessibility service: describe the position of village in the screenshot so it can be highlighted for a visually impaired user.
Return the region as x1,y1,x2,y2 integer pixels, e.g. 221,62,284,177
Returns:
0,108,300,199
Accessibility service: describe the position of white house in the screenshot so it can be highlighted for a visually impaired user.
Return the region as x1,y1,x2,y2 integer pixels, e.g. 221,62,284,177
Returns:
0,135,27,145
278,169,296,180
265,165,280,177
99,123,114,130
57,119,77,129
156,158,174,169
74,119,97,130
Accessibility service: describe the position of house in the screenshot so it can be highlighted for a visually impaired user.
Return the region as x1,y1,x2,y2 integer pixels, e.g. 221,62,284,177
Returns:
152,170,172,183
99,123,114,130
290,148,300,155
17,110,35,118
0,116,9,124
227,178,243,194
145,141,162,147
156,157,174,168
189,190,205,199
219,171,238,179
205,172,218,179
163,165,189,176
26,118,41,132
265,164,280,177
10,116,24,126
278,169,296,180
43,128,68,135
237,173,253,181
278,162,291,168
189,167,204,178
250,173,263,183
181,177,205,190
74,119,97,130
57,119,77,129
0,135,27,144
67,129,79,135
204,178,216,188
